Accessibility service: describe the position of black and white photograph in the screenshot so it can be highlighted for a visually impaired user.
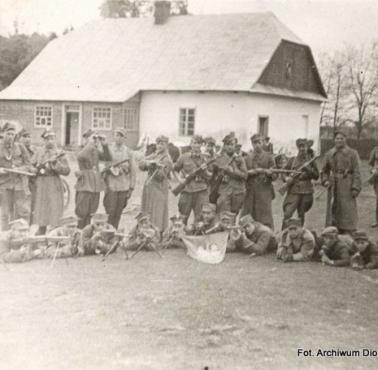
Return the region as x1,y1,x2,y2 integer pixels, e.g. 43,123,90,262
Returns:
0,0,378,369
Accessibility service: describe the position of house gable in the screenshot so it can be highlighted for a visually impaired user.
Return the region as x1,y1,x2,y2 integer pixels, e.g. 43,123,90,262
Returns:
256,40,327,98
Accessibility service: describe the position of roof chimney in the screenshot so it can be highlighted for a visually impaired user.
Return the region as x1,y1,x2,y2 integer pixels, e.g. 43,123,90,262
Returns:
154,1,171,25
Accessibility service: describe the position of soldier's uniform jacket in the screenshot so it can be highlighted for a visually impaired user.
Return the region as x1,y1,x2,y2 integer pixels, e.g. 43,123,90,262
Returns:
213,151,247,194
80,223,116,255
368,146,378,184
127,224,161,250
231,222,277,255
244,150,277,188
173,151,211,193
45,227,82,258
285,154,319,194
105,144,136,192
186,218,219,236
0,141,33,192
0,232,34,263
322,238,351,266
321,146,361,192
75,142,111,192
277,228,315,261
350,241,378,269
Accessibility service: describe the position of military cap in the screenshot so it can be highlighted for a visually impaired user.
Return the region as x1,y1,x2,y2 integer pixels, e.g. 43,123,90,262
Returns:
19,129,31,138
287,218,302,229
222,132,236,144
170,214,184,222
204,136,216,145
296,138,307,147
202,203,216,213
334,129,347,138
114,128,127,137
156,135,169,144
250,134,262,142
353,230,369,241
239,214,254,227
91,213,108,223
59,216,78,226
82,128,96,139
264,136,270,141
9,218,29,230
321,226,338,236
307,139,314,147
235,144,242,150
191,135,204,144
41,129,56,139
3,122,16,132
220,211,236,221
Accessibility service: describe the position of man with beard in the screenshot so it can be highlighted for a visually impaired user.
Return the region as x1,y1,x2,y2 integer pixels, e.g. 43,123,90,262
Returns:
241,134,277,230
32,129,70,235
281,138,319,230
0,123,34,230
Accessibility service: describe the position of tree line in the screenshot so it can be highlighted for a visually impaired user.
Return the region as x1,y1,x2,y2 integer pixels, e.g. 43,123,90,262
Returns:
319,41,378,139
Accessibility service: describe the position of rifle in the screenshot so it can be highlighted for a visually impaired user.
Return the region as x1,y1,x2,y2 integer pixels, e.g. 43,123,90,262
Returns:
36,152,66,175
365,167,378,186
277,155,320,196
172,157,216,197
209,155,237,203
25,235,70,243
0,167,35,177
101,158,130,176
325,178,334,227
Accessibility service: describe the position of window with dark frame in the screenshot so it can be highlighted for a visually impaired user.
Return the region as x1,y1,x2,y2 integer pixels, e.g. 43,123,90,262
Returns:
124,107,138,131
34,105,53,127
179,108,195,136
92,107,112,130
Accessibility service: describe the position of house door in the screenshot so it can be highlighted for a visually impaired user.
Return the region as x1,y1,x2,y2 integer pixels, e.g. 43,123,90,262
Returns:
258,116,269,137
64,105,81,146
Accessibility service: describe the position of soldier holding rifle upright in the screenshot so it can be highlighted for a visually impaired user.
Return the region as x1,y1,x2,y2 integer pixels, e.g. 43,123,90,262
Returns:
139,135,173,232
321,130,361,234
241,134,277,230
173,135,211,225
0,122,34,230
367,145,378,228
281,138,319,230
211,133,247,214
74,129,111,229
103,129,136,229
32,129,70,235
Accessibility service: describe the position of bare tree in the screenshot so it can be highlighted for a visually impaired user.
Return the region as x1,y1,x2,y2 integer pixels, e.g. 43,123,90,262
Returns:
343,42,378,139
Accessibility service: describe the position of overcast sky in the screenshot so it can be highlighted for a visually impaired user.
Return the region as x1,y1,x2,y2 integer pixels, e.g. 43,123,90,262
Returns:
0,0,377,55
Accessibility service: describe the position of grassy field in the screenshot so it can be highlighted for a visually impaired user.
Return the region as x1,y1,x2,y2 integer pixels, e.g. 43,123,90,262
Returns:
1,157,378,370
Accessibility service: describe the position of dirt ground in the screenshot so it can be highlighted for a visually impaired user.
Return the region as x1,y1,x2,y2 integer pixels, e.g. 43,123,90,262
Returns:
1,156,378,370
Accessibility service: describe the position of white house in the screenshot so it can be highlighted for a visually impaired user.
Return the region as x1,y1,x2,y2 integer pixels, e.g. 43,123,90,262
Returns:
0,10,326,153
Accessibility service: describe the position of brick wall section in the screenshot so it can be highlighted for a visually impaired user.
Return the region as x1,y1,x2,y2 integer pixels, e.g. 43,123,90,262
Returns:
0,94,140,148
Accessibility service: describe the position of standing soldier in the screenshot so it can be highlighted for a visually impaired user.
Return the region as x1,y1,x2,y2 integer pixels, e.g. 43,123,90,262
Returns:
241,134,277,230
173,135,211,225
103,129,136,229
262,137,273,153
32,129,70,235
74,129,111,229
211,134,247,214
368,145,378,227
139,136,173,232
211,133,247,214
281,138,319,229
321,130,361,234
0,123,34,230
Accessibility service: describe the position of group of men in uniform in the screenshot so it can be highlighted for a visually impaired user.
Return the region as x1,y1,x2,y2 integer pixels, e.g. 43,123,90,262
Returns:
1,122,378,270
